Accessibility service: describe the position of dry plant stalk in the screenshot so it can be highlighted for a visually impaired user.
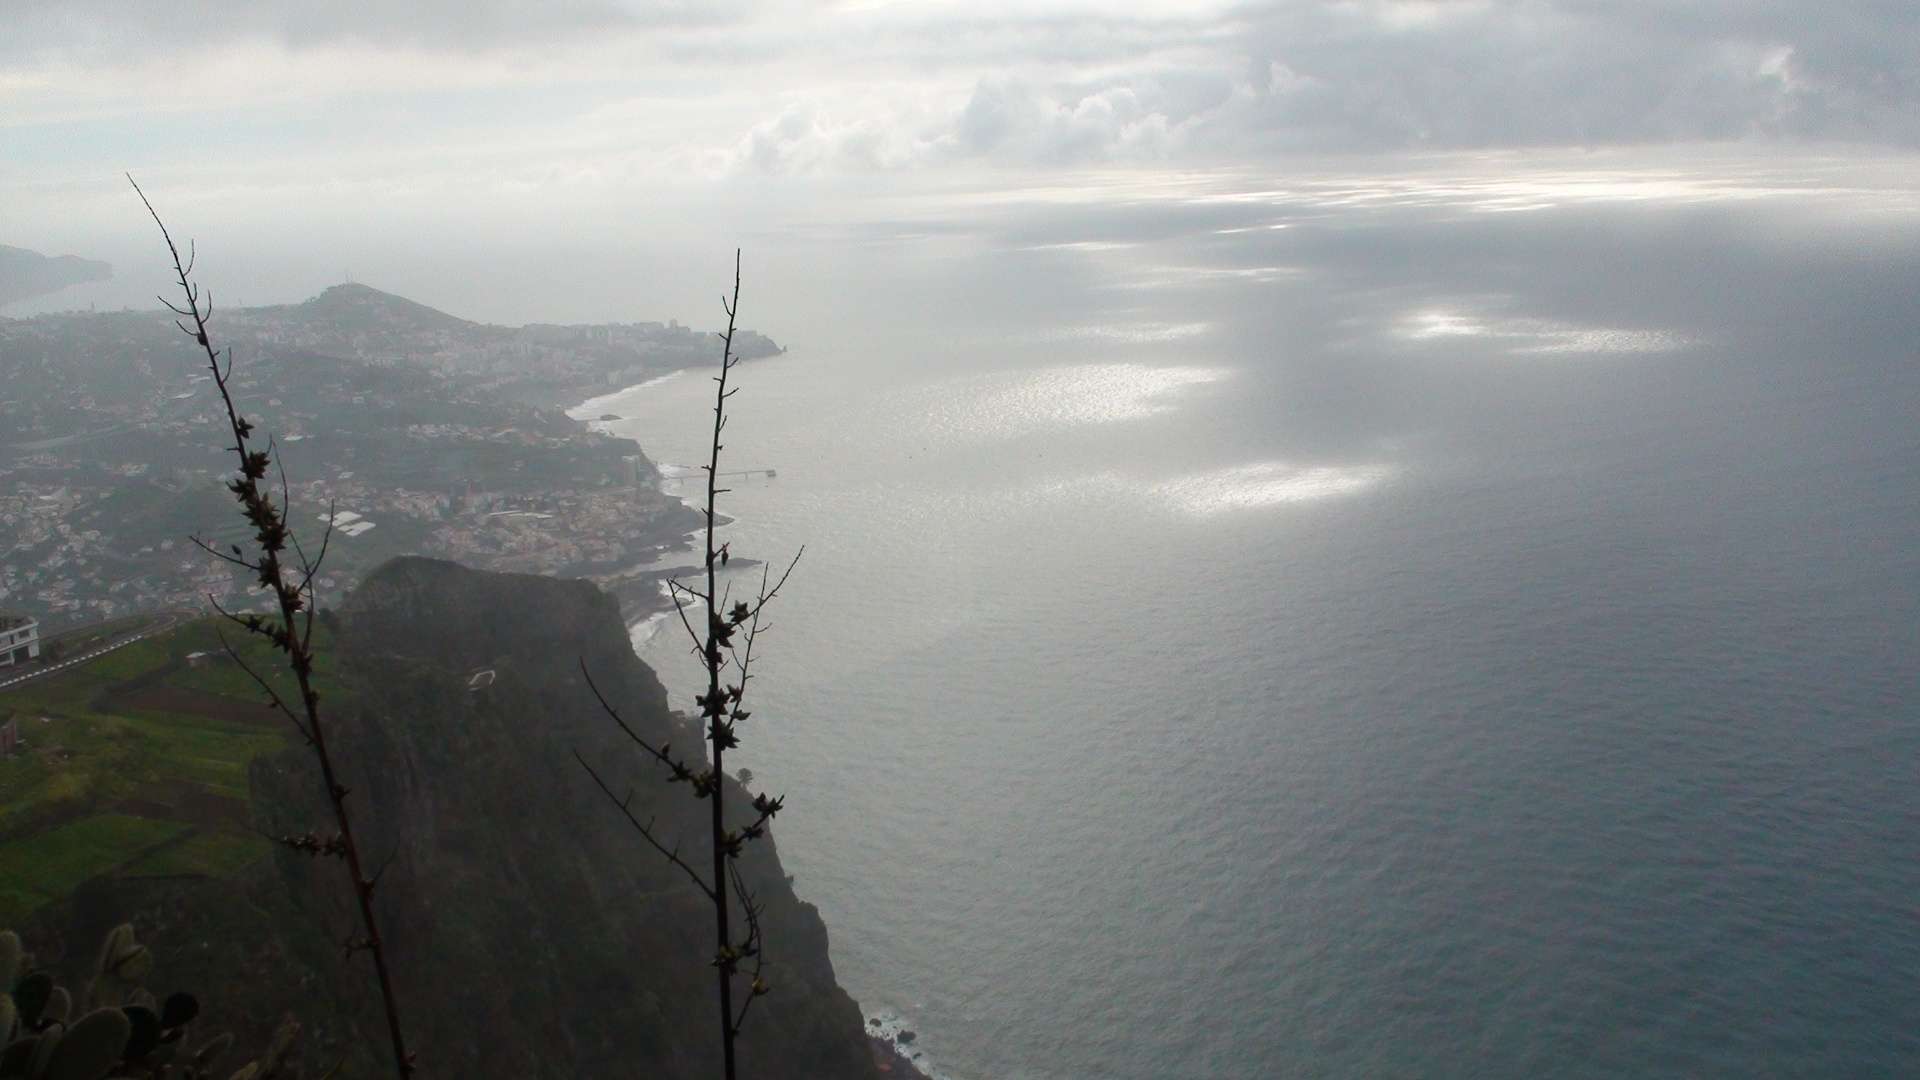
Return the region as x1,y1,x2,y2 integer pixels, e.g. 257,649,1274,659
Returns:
131,178,414,1080
578,251,800,1080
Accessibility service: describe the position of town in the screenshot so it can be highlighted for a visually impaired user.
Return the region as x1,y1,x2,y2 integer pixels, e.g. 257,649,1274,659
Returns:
0,283,755,631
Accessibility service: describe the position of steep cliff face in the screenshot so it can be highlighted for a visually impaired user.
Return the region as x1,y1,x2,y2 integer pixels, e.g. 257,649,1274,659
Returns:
32,557,877,1080
264,556,878,1079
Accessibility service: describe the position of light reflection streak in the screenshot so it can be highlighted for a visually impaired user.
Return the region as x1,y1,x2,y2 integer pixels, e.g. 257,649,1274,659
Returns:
953,151,1920,223
912,362,1229,439
1399,309,1690,355
1015,461,1393,518
1151,461,1393,515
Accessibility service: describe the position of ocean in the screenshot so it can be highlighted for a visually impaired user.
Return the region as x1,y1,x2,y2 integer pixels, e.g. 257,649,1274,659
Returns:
575,155,1920,1079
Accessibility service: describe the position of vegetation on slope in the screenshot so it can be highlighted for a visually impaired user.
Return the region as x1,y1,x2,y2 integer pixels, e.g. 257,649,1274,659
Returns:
1,565,880,1080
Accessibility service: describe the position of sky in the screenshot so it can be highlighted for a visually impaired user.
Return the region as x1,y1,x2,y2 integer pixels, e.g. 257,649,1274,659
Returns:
3,0,1920,323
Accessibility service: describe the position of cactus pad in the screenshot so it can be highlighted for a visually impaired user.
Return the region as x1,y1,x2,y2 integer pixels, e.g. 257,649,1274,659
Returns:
38,1008,130,1080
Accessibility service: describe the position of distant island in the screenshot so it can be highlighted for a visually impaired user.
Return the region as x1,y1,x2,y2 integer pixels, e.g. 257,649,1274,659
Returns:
0,284,785,629
0,245,113,307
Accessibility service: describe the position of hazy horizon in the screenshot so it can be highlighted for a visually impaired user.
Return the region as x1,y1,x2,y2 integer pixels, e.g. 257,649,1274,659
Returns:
7,0,1920,328
7,4,1920,1078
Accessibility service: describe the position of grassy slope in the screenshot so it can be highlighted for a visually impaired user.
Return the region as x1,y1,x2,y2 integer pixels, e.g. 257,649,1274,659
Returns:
0,618,392,1075
0,618,294,924
0,587,881,1080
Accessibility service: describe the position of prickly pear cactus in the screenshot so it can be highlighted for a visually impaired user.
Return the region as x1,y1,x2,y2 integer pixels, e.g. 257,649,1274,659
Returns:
1,926,299,1080
38,1008,132,1080
84,927,152,1012
0,933,16,1044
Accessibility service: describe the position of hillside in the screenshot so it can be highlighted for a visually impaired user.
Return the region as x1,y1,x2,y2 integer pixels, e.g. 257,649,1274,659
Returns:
2,559,876,1079
222,283,787,405
0,283,770,629
0,246,112,306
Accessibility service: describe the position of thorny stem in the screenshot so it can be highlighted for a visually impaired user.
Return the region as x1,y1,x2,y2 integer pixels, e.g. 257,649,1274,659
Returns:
727,859,768,1034
708,250,742,1080
131,178,414,1080
581,250,792,1080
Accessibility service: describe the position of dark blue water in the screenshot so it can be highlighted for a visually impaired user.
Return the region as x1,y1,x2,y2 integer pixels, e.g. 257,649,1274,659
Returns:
585,160,1920,1078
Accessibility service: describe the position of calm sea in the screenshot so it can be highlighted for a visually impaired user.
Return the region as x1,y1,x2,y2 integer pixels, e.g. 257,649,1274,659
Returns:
577,158,1920,1079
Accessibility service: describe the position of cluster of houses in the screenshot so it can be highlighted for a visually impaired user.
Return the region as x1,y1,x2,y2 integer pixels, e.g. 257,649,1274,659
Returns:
0,610,41,759
0,612,40,669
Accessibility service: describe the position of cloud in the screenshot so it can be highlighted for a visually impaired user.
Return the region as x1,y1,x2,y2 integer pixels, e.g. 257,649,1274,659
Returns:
730,75,1225,172
940,76,1211,162
703,0,1920,173
5,0,1920,196
0,0,733,55
1227,0,1920,148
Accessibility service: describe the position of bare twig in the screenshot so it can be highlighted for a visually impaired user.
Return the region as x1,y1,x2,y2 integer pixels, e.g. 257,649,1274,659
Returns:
703,252,747,1080
575,752,717,900
726,859,769,1035
578,251,798,1080
212,630,314,743
580,665,714,795
666,577,709,655
132,177,414,1080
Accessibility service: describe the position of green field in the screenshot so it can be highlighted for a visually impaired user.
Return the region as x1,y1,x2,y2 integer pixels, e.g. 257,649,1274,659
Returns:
123,830,269,880
0,617,296,924
0,814,188,923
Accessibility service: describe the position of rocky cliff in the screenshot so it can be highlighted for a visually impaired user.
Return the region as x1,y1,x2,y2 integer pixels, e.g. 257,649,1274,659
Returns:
31,558,877,1080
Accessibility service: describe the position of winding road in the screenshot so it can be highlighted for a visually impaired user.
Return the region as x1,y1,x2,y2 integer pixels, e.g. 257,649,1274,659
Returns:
0,609,196,693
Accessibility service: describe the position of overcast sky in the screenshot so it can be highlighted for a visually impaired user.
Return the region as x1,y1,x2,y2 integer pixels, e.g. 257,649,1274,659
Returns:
3,0,1919,320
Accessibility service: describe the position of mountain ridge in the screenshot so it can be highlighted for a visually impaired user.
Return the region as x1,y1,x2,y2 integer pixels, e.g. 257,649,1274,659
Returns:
0,245,113,307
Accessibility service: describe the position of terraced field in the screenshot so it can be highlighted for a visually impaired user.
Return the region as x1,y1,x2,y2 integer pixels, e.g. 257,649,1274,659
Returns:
0,618,303,925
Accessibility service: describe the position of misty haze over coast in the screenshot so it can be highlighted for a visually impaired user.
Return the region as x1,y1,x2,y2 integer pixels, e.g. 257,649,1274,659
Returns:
6,1,1920,1077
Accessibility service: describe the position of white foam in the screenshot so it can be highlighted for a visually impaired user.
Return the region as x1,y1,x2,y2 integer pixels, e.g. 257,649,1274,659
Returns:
568,369,689,419
864,1010,950,1080
628,606,671,647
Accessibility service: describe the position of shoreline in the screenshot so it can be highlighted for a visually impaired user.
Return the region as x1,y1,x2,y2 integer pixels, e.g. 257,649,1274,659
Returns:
566,369,689,420
870,1033,937,1078
602,553,763,626
568,372,763,630
569,374,944,1080
568,372,730,629
865,1013,942,1079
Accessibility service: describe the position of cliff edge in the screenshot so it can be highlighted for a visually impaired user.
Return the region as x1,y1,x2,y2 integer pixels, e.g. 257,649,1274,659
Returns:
30,558,877,1080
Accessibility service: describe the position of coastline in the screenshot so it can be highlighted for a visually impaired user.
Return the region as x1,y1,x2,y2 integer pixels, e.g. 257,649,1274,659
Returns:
568,369,689,419
870,1034,937,1078
566,374,747,629
600,551,761,624
568,372,944,1080
865,1012,941,1079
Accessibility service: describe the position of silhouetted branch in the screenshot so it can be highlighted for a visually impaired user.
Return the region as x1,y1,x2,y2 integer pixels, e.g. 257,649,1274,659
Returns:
575,751,717,899
578,250,797,1080
727,859,769,1035
665,578,708,658
212,629,313,744
581,664,712,794
133,177,414,1080
723,549,803,685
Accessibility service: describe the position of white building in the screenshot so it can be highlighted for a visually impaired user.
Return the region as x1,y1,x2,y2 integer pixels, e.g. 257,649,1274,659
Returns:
0,613,40,668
